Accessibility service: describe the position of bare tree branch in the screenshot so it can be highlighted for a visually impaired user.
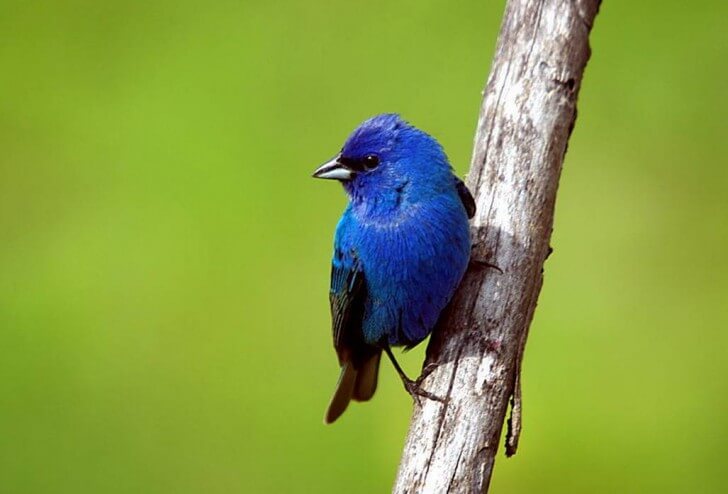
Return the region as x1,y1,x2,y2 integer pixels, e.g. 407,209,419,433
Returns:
393,0,600,492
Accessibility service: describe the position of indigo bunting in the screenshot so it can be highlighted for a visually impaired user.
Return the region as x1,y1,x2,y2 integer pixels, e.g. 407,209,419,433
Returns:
313,114,475,423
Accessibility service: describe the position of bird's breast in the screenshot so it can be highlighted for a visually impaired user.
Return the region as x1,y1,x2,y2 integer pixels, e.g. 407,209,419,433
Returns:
350,198,471,346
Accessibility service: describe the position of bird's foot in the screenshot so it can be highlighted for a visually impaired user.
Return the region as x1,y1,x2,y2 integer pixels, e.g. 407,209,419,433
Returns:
418,362,438,382
383,347,446,405
402,368,445,405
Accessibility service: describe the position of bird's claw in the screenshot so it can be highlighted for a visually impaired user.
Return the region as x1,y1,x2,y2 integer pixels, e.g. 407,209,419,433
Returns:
383,347,446,405
402,376,445,405
418,362,438,382
405,363,443,404
471,259,503,274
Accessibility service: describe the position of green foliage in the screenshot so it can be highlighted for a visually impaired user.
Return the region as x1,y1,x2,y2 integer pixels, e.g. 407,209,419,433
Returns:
1,1,726,492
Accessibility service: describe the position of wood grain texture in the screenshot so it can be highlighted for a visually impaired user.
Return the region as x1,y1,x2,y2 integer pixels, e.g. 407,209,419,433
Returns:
393,1,600,492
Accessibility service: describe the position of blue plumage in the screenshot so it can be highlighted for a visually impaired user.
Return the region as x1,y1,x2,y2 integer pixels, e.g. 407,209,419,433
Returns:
313,114,473,423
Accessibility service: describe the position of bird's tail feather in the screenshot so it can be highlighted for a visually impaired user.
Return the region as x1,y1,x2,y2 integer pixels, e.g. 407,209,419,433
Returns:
353,351,381,402
324,362,357,424
324,351,381,423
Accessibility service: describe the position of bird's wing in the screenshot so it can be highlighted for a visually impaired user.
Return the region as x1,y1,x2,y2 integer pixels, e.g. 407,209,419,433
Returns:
329,249,367,364
325,247,382,423
455,176,476,219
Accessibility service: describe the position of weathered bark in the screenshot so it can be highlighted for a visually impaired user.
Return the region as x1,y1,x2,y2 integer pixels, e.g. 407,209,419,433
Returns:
393,1,600,492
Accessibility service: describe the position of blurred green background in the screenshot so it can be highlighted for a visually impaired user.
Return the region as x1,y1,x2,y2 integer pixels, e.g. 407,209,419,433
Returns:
1,0,726,492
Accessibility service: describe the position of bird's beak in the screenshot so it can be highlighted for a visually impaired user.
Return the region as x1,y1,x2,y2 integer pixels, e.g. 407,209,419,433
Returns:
312,156,353,181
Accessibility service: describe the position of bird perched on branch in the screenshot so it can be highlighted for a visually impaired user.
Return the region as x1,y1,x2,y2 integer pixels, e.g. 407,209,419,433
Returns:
313,114,475,423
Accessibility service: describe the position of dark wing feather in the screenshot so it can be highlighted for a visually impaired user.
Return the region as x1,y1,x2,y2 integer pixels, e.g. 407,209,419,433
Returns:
325,250,381,423
329,251,366,364
455,176,476,219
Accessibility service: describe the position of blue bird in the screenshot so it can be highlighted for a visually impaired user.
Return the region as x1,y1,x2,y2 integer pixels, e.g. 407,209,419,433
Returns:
313,114,475,423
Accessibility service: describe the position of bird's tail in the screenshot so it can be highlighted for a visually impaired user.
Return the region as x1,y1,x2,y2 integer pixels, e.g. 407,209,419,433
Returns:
324,351,381,424
353,351,381,402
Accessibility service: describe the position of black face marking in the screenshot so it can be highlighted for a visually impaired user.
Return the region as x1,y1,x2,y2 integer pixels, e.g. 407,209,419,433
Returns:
339,154,379,173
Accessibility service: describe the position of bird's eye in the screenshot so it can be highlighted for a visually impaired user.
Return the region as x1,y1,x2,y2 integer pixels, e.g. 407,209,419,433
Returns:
363,154,379,170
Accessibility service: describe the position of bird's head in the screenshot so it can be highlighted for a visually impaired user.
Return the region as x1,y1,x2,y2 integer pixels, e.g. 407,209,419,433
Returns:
312,114,452,205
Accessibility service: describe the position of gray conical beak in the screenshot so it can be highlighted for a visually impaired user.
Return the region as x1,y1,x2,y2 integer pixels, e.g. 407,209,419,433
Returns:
312,156,353,181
